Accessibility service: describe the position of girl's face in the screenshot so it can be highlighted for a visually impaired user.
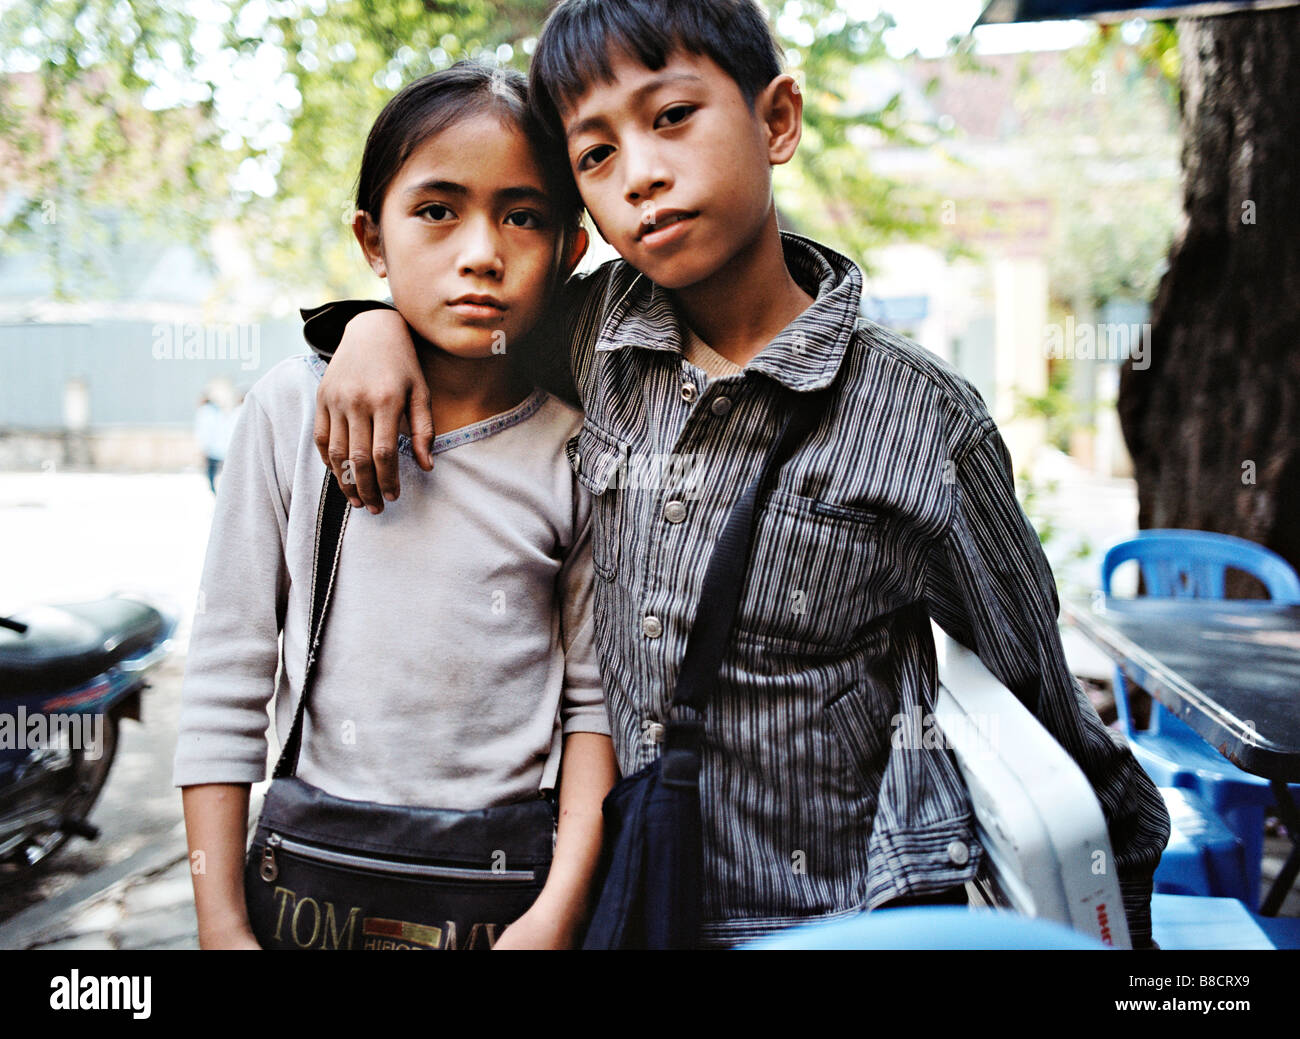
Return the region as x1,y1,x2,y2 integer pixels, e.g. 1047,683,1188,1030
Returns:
355,111,562,360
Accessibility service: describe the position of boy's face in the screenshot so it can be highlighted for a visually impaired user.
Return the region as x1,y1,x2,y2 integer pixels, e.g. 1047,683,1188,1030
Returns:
562,47,791,291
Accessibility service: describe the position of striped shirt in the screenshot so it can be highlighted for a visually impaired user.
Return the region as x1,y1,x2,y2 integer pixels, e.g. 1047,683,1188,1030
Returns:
303,231,1170,947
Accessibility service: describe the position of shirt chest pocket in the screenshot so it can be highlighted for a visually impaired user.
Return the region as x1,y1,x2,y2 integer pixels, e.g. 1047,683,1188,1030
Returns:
566,421,628,583
735,490,892,653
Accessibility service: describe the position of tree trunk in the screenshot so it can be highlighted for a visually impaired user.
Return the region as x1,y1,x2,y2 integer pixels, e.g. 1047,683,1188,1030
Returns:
1117,9,1300,595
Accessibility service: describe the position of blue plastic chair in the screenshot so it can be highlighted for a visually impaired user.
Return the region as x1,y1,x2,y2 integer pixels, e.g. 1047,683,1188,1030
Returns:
1153,787,1251,903
741,900,1300,951
1101,529,1300,906
740,905,1109,950
1152,894,1300,949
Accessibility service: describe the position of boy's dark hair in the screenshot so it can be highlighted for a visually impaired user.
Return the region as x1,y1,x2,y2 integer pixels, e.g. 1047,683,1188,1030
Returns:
530,0,783,134
356,60,581,230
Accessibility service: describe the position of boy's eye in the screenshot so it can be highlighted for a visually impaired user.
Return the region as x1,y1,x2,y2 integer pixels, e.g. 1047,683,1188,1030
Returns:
418,203,454,221
504,210,547,229
655,104,694,129
575,144,614,172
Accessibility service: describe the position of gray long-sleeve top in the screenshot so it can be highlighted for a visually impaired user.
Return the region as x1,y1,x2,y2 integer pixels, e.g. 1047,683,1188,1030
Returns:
173,354,608,809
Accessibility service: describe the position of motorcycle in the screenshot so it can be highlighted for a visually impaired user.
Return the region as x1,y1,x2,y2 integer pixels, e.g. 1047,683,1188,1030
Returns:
0,596,175,867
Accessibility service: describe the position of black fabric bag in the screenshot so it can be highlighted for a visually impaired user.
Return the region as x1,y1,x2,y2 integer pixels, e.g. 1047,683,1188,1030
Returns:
582,387,831,950
244,474,557,951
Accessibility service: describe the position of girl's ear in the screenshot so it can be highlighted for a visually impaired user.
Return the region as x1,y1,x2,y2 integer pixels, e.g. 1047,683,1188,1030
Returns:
352,209,387,278
561,225,590,277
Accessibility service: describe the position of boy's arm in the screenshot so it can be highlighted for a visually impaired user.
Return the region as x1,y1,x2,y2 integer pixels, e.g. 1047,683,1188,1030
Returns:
923,424,1170,949
302,267,614,512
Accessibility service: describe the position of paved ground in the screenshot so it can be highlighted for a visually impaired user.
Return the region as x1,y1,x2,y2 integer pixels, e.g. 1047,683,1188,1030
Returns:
5,847,200,951
0,458,1295,950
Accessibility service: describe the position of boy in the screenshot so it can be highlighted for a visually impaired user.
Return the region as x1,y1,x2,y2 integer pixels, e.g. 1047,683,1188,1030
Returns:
303,0,1169,948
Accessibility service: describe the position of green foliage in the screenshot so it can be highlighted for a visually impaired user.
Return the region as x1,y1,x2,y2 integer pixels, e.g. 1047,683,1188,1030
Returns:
2,0,946,303
1009,358,1089,454
1022,21,1182,313
766,2,943,266
226,0,554,295
0,0,229,298
1015,462,1095,575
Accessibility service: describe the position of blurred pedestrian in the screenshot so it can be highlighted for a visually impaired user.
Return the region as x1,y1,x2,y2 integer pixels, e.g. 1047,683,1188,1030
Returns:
194,395,230,494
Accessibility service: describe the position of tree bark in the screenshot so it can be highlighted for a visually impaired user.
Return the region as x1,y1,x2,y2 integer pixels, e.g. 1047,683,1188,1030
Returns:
1117,9,1300,594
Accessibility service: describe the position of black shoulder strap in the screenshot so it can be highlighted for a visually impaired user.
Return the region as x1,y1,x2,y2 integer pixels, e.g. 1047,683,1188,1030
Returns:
272,471,351,778
669,384,832,724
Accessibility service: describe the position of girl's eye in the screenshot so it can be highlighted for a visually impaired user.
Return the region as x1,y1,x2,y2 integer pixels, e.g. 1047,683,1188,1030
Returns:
505,210,546,229
418,203,454,221
655,104,694,129
576,144,614,172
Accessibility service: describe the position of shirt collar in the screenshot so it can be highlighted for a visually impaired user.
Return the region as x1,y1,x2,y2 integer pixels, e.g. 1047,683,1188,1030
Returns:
594,231,864,393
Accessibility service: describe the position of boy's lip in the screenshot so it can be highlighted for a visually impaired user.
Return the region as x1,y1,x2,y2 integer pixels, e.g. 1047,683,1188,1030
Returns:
448,293,508,309
635,209,697,242
447,294,508,320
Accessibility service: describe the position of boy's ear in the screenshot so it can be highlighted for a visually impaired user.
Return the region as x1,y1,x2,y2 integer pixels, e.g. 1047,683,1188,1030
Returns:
561,225,590,277
352,209,387,278
757,72,803,167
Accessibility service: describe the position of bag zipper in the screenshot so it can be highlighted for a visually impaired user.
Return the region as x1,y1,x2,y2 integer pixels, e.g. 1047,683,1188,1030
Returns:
259,832,538,883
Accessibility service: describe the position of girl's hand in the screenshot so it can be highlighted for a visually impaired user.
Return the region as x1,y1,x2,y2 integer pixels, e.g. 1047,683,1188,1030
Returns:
493,898,584,950
199,925,262,950
313,308,432,513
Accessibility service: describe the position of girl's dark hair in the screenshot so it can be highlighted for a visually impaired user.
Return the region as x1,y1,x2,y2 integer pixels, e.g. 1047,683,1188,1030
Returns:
355,61,581,230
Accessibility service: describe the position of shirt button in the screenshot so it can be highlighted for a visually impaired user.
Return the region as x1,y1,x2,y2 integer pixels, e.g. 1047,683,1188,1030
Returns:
681,382,697,403
642,615,663,639
571,452,581,475
663,500,687,523
946,840,970,866
710,396,733,417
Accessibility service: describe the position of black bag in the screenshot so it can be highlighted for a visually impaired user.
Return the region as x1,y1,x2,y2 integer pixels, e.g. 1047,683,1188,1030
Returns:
244,474,557,951
582,387,831,949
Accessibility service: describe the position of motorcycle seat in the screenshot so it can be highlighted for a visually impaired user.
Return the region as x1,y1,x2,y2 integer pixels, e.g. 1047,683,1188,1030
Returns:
0,599,166,697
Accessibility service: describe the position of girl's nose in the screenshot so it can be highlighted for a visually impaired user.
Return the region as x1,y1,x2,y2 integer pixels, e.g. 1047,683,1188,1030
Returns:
457,217,505,278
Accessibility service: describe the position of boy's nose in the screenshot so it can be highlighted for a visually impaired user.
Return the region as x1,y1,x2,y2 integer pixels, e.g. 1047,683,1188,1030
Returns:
625,176,669,205
622,140,672,205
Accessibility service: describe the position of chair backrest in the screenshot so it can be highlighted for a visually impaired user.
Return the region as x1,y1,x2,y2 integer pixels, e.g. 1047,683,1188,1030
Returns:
930,621,1133,948
1101,529,1300,603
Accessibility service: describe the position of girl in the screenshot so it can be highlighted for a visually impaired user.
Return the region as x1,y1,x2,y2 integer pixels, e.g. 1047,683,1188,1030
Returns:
173,62,615,950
